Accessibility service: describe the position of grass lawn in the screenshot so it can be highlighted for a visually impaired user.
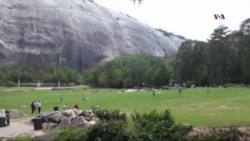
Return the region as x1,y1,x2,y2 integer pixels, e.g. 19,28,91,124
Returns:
0,87,250,127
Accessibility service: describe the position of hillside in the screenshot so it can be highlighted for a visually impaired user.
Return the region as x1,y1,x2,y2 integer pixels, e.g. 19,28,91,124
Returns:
0,0,185,70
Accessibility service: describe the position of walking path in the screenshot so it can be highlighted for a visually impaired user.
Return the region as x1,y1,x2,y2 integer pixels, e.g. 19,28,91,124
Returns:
0,119,44,138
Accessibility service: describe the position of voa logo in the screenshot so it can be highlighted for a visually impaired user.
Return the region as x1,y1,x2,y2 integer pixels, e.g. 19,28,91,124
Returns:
214,14,225,20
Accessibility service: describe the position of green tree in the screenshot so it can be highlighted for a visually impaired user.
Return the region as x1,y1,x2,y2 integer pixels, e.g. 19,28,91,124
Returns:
144,68,155,87
153,64,170,87
112,68,124,88
98,72,109,87
239,18,250,83
206,25,230,85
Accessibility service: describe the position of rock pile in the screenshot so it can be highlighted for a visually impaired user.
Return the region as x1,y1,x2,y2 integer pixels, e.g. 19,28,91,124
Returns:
35,108,98,132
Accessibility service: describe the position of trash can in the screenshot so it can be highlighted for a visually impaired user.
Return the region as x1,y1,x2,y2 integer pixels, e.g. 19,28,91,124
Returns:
33,118,43,130
0,117,6,127
53,106,59,111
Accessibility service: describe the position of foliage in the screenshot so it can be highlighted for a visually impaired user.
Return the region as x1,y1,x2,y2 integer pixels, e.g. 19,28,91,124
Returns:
83,55,172,88
173,18,250,85
4,81,16,87
14,135,34,141
55,127,87,141
131,109,192,141
55,109,193,141
0,64,81,86
188,127,243,141
54,109,243,141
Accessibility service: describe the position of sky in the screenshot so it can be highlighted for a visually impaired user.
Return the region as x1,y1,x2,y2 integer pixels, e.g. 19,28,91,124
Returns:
94,0,250,41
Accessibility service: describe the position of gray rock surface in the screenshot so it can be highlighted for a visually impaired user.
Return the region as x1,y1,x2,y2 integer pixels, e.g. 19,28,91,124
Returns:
0,0,185,70
9,109,23,118
0,109,5,118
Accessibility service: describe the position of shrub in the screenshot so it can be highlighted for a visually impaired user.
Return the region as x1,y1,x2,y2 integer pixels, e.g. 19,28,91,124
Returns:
188,127,242,141
94,109,127,124
54,109,242,141
185,81,193,88
4,81,16,87
55,128,87,141
15,135,34,141
85,121,131,141
131,109,192,141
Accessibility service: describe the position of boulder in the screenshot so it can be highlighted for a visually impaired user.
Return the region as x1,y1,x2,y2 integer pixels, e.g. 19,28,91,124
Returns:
42,111,61,123
0,109,5,117
57,117,71,128
72,108,82,116
9,109,23,118
70,116,88,127
78,110,94,117
48,113,62,124
62,109,75,117
42,122,58,132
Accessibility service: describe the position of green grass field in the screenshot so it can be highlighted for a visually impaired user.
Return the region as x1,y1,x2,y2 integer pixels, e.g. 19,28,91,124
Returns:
0,87,250,127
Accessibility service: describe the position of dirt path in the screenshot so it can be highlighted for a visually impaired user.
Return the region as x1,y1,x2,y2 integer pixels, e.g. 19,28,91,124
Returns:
0,119,44,138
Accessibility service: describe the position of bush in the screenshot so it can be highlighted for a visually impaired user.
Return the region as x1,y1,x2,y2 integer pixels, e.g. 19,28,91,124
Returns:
15,135,34,141
4,81,16,87
55,128,87,141
54,109,242,141
185,81,193,88
131,109,192,141
94,109,127,124
85,121,131,141
189,127,242,141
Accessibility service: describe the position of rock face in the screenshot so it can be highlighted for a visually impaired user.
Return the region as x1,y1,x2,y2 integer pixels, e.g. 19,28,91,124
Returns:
0,0,185,70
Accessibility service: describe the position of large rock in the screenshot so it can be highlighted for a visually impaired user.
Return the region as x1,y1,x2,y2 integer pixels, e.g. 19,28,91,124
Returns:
70,116,87,127
9,109,22,118
47,113,62,124
57,117,71,128
41,111,61,123
0,0,185,70
0,109,5,117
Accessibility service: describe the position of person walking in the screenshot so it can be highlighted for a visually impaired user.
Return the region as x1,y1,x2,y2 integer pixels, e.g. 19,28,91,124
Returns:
37,101,42,114
5,110,10,126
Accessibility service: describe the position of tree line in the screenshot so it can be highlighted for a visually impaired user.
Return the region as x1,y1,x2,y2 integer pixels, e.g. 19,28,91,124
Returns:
173,18,250,86
0,18,250,87
0,64,81,86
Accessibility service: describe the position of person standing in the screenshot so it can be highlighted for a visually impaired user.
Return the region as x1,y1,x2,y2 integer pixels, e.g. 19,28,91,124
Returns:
37,101,42,114
34,100,38,113
5,110,10,126
31,101,35,114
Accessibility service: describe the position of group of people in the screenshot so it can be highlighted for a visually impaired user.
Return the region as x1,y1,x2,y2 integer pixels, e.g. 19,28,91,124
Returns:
31,100,42,114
